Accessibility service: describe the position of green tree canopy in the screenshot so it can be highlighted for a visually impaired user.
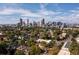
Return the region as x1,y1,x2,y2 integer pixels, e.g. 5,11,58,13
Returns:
69,40,79,55
29,45,41,55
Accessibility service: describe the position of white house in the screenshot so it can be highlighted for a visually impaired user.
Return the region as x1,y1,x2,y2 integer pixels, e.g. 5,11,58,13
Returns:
75,37,79,43
36,39,51,44
61,32,67,38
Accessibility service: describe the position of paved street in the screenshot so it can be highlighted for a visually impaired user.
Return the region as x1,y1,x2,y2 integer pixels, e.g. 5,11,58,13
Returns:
58,35,72,55
58,41,70,55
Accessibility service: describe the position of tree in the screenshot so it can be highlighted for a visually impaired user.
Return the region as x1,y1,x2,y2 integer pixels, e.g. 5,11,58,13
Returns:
40,32,46,39
69,40,79,55
40,41,47,47
27,39,35,47
29,45,41,55
0,41,8,54
15,50,25,55
71,30,79,38
47,41,55,48
48,46,59,55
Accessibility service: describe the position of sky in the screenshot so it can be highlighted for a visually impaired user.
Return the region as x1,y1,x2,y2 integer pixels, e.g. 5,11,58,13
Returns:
0,3,79,24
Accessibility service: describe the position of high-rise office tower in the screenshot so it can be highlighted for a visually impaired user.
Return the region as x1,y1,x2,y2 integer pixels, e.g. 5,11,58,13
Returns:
37,21,41,27
33,21,37,27
20,18,23,27
41,18,45,27
27,19,29,26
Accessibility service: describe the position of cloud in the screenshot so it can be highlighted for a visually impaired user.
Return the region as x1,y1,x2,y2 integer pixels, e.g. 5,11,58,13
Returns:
0,3,62,18
0,4,79,24
52,9,79,24
0,16,19,24
0,8,14,15
40,3,48,11
0,8,30,15
38,10,62,16
0,8,41,18
21,3,60,17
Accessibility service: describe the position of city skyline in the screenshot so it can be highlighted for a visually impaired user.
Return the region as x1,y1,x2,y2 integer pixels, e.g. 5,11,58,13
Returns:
0,3,79,24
